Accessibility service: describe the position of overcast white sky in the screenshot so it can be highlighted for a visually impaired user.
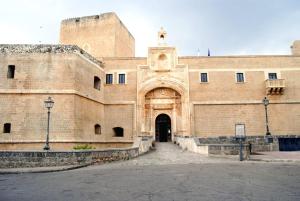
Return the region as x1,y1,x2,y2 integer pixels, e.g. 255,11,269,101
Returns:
0,0,299,56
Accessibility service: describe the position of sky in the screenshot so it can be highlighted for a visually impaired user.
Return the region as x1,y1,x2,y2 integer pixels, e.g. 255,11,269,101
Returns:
0,0,299,56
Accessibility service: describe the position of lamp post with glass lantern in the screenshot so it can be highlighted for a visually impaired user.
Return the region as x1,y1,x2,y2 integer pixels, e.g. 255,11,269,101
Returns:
262,97,271,136
262,97,273,143
44,97,54,150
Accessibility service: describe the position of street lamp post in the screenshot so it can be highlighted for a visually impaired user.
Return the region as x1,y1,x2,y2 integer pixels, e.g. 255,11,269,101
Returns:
262,97,273,143
262,97,271,136
44,97,54,150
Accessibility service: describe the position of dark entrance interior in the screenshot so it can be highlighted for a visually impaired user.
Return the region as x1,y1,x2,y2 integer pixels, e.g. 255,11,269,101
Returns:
155,114,171,142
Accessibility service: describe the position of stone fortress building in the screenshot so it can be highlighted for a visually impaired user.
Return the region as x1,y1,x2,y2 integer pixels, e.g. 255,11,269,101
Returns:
0,12,299,151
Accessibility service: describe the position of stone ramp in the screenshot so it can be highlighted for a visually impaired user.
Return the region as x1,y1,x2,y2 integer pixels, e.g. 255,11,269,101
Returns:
90,142,231,168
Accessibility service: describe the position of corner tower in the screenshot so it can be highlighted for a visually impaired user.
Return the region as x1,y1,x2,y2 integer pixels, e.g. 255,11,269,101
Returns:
60,12,135,58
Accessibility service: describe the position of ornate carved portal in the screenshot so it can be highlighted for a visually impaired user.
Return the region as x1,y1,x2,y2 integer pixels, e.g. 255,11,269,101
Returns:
142,87,182,141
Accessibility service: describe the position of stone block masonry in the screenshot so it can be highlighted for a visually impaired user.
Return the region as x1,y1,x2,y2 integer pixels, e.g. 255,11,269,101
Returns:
0,44,103,66
0,147,139,168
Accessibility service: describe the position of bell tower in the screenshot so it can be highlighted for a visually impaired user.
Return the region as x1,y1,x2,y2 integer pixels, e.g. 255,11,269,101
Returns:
158,27,167,46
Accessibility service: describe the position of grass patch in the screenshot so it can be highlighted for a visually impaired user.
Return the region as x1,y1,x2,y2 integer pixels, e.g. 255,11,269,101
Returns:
73,144,96,150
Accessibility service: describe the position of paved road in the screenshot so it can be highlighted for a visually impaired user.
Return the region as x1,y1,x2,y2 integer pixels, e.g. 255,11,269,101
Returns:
1,143,300,201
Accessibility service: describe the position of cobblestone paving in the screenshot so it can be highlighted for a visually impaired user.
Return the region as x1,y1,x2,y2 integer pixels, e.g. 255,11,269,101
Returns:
0,143,299,201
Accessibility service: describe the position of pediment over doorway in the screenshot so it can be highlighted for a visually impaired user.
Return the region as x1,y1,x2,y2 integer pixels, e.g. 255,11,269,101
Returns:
145,87,181,100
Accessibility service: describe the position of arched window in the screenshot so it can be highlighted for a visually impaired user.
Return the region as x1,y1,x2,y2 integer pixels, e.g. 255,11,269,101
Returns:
158,54,168,69
3,123,11,133
158,54,167,61
95,124,101,135
113,127,124,137
94,76,101,90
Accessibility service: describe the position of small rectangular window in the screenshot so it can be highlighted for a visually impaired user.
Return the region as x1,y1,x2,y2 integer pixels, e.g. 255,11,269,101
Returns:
7,65,15,79
3,123,11,133
200,73,208,83
119,73,126,84
113,127,124,137
94,76,101,90
268,73,277,80
106,74,113,84
236,73,244,83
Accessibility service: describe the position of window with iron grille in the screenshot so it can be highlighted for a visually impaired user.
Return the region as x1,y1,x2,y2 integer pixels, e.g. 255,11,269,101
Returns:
118,73,126,84
268,73,277,80
236,73,244,83
200,73,208,82
106,74,113,84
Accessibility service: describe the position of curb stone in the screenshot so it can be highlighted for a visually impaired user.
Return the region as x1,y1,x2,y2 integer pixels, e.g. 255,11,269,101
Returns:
249,158,300,163
0,163,91,174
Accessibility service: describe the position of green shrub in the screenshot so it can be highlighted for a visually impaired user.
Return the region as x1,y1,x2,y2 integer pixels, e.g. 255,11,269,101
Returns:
73,144,95,150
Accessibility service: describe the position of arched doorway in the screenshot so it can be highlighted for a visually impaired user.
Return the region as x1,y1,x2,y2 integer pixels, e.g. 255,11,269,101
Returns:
155,114,171,142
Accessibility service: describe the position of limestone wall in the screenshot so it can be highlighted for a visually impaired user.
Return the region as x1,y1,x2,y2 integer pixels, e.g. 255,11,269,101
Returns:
60,12,135,58
103,57,144,102
104,104,135,141
0,45,112,150
0,94,75,143
183,55,300,137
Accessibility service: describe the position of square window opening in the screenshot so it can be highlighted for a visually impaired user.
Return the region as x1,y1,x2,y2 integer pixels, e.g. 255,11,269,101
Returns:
3,123,11,133
268,73,277,80
94,76,101,90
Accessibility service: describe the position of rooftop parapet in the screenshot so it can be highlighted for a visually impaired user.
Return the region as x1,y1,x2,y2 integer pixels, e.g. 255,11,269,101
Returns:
0,44,103,66
62,12,114,24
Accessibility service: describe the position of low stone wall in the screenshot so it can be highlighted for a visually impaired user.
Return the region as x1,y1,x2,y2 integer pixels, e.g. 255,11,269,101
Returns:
0,142,133,151
133,136,154,154
175,135,300,157
174,136,250,157
0,147,139,168
196,135,300,152
208,144,249,158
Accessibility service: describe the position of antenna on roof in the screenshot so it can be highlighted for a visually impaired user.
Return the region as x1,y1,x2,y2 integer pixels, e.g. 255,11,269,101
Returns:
39,26,43,44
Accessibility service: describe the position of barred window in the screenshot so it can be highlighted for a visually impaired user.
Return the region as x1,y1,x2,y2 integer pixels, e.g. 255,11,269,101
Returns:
106,74,113,84
268,73,277,80
236,73,244,83
118,73,126,84
200,73,208,82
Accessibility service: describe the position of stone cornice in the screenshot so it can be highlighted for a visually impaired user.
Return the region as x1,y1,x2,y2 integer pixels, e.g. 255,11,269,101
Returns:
192,100,300,105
